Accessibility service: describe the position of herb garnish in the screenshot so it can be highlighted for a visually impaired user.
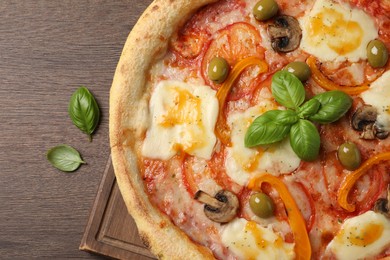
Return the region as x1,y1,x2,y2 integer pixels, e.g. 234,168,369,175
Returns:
68,86,100,141
47,144,85,172
245,70,352,161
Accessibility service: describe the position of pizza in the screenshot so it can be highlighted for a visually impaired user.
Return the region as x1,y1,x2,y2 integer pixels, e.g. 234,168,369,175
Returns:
109,0,390,259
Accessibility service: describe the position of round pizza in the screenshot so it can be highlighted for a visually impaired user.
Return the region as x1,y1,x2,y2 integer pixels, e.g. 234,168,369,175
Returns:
109,0,390,259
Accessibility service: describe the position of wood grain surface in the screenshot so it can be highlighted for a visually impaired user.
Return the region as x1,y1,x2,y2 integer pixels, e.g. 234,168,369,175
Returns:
80,157,155,260
0,1,152,258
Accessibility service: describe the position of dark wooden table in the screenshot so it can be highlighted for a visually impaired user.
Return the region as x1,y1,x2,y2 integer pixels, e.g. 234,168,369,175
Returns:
0,1,152,258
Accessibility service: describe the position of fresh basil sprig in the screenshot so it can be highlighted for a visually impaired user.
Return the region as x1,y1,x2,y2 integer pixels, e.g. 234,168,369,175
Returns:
47,144,85,172
245,71,352,161
69,86,100,141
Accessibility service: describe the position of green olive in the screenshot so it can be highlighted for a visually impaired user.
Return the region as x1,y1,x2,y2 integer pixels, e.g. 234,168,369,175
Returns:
337,142,361,171
367,39,388,68
207,57,229,83
284,61,312,81
249,192,275,218
253,0,279,21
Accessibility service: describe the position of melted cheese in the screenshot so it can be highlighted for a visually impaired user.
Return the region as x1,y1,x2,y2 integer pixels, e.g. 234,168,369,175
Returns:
225,104,301,186
326,211,390,259
142,80,218,160
221,218,295,260
361,70,390,132
300,0,378,62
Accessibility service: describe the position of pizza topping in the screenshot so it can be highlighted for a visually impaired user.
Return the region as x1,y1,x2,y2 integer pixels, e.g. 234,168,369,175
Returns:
194,190,239,223
249,174,311,260
367,39,389,68
360,70,390,138
253,0,279,21
374,185,390,218
307,56,369,95
283,61,311,82
245,71,352,161
221,218,295,260
207,57,230,84
226,104,301,186
337,142,361,171
337,152,390,212
267,15,302,53
249,192,275,218
201,22,265,89
215,56,268,146
325,211,390,259
142,81,218,160
351,105,389,140
299,0,378,62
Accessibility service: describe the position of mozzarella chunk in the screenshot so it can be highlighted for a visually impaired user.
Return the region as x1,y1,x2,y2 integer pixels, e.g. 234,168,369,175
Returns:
221,218,295,260
142,80,218,160
225,104,301,186
361,70,390,132
326,211,390,259
299,0,378,62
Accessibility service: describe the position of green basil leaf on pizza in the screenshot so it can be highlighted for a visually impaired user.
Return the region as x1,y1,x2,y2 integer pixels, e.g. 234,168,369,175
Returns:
271,70,305,110
245,109,298,147
309,90,352,124
289,119,321,162
297,99,321,119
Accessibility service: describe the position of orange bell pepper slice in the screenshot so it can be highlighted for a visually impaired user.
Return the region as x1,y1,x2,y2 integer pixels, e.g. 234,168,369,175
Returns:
215,57,268,146
249,174,311,260
306,56,369,95
337,152,390,212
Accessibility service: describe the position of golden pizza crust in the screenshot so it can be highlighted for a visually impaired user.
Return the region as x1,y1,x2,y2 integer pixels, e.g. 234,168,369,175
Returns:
109,0,218,258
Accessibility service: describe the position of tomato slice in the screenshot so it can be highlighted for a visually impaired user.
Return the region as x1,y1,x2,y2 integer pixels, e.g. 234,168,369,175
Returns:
171,28,209,59
207,146,242,193
353,165,386,214
295,181,316,232
170,0,246,60
201,22,265,95
141,158,168,196
181,155,199,197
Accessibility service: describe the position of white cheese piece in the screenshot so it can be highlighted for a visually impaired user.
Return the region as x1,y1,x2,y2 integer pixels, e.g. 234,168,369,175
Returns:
221,218,295,260
142,80,218,160
299,0,378,62
225,104,301,186
361,70,390,132
326,211,390,260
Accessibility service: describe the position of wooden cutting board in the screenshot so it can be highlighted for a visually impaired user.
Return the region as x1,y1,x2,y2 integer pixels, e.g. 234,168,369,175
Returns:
79,157,156,260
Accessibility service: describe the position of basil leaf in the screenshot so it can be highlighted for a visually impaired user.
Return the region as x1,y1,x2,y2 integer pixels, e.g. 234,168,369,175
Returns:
47,144,85,172
297,99,321,119
245,110,297,147
271,71,305,109
274,109,299,125
309,90,352,124
69,86,100,141
290,119,320,161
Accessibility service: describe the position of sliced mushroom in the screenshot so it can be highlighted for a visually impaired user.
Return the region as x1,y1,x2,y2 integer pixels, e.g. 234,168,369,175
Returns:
373,185,390,218
375,123,390,139
194,190,239,223
267,15,302,52
352,105,377,131
351,105,389,139
361,123,376,140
